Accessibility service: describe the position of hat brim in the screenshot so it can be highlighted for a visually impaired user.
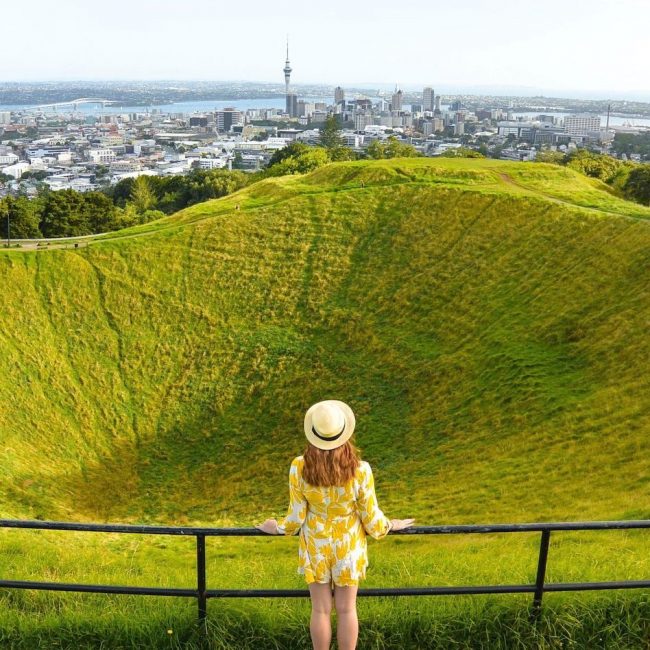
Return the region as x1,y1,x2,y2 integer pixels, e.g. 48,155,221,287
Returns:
304,400,356,450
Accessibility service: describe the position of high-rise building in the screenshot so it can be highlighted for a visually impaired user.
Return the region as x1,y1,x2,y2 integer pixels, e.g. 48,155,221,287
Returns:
423,87,435,112
335,86,345,104
354,112,373,131
564,114,601,135
298,101,316,117
435,96,441,113
286,93,298,118
391,86,403,112
216,108,243,133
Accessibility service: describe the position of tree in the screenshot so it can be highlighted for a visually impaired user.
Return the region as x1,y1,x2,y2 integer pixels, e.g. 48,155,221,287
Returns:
329,146,357,162
535,150,567,165
565,150,623,183
232,151,244,170
624,165,650,205
20,170,49,181
440,147,484,158
319,115,344,150
40,190,89,237
268,142,310,167
0,196,43,239
612,132,650,160
130,175,156,213
366,136,421,160
266,147,331,176
82,192,119,233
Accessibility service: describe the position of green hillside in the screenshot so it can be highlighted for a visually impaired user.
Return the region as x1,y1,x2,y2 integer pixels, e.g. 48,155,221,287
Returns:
1,157,649,525
2,158,650,648
0,160,650,521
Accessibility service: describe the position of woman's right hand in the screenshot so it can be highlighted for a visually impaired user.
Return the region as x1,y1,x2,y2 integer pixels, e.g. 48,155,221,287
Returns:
390,518,415,531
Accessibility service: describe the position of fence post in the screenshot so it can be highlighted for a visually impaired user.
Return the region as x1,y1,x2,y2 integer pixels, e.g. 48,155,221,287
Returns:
530,529,551,622
196,534,207,625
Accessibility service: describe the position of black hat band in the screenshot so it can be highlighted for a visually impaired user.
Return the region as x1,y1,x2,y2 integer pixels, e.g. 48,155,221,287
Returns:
311,421,346,442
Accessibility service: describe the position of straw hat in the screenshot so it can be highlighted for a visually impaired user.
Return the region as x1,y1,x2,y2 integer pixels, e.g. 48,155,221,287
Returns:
304,400,355,450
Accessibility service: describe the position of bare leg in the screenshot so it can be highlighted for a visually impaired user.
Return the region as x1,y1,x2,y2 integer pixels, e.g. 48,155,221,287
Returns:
309,582,333,650
334,584,359,650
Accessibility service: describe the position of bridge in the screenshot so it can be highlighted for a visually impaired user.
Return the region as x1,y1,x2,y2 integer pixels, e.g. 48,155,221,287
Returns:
29,98,119,110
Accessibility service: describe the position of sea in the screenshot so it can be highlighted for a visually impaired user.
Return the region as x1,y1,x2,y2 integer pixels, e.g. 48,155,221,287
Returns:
1,98,650,128
0,98,329,115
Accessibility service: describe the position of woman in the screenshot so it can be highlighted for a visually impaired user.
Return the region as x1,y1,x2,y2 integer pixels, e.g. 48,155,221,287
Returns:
256,399,415,650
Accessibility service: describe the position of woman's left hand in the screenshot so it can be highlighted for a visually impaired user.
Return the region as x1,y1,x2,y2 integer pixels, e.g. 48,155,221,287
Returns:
255,518,280,535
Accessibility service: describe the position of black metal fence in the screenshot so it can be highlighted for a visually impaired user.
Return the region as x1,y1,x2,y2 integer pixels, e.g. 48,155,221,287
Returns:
1,518,649,631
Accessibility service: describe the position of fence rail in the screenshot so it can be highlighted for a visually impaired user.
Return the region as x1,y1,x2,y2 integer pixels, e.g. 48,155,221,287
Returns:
1,518,649,632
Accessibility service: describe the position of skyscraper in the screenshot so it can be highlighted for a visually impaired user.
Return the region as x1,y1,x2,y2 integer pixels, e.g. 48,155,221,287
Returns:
391,86,403,112
335,86,345,104
286,93,298,118
423,87,435,112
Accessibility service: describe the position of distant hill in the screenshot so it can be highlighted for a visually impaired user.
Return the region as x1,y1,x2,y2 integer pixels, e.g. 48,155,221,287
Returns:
1,158,648,525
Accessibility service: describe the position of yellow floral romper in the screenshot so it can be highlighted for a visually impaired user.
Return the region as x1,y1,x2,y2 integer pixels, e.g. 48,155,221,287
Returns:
276,456,391,586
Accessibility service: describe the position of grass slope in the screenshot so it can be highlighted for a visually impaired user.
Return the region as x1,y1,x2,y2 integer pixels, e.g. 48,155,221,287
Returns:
1,158,649,647
1,158,648,524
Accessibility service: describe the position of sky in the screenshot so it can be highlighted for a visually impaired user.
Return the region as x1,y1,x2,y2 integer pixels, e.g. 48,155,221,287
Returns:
2,0,649,98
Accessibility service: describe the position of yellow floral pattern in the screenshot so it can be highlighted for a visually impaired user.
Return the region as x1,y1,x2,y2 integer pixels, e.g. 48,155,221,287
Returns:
276,456,391,586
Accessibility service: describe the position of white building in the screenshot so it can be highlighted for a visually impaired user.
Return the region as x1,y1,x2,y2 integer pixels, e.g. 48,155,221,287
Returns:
2,162,31,179
341,133,363,148
564,114,601,135
0,153,19,166
133,139,157,155
265,137,290,150
354,112,373,131
110,170,158,184
110,160,142,173
197,158,228,170
277,129,302,141
363,125,391,137
88,149,117,163
0,112,11,125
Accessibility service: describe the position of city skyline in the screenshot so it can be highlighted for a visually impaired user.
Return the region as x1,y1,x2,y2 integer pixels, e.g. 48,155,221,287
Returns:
1,0,650,98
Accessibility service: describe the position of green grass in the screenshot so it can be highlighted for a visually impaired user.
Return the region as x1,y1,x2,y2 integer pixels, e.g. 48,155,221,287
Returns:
1,158,649,647
1,529,649,648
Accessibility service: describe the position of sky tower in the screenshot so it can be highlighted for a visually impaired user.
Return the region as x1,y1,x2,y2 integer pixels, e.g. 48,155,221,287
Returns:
283,38,292,94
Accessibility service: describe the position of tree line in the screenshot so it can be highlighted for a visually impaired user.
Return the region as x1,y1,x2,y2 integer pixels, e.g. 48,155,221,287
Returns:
536,148,650,206
0,169,251,239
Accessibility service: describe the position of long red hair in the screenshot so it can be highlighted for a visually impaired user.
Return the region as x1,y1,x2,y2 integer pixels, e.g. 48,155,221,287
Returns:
302,440,361,487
